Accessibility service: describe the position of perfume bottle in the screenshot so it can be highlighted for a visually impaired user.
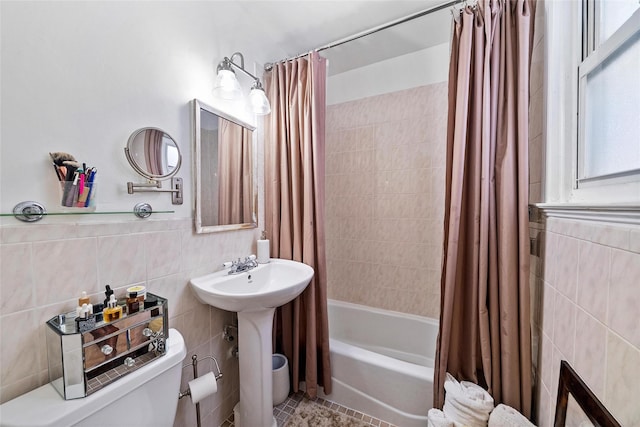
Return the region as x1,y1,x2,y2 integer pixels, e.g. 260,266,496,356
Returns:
103,294,122,323
126,292,140,314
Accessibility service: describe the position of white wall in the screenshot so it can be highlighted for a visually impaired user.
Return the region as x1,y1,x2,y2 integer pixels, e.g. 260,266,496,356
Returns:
326,42,449,105
0,3,268,423
0,1,260,217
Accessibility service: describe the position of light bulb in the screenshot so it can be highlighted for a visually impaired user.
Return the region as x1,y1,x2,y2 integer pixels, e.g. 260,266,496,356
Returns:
249,86,271,115
213,69,242,100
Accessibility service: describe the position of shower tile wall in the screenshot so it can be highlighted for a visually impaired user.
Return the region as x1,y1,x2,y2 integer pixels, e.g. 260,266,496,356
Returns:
325,83,447,318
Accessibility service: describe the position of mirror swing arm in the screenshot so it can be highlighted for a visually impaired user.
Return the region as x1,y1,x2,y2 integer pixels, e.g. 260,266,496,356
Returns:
125,177,184,205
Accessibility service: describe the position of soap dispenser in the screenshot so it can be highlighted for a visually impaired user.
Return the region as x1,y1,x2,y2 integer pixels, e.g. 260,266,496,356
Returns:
257,230,270,264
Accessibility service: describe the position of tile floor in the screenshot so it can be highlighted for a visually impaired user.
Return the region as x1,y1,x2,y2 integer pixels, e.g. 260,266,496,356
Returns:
220,391,397,427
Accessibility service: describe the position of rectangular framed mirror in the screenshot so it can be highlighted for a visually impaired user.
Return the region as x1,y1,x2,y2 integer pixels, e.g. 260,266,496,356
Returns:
192,99,257,233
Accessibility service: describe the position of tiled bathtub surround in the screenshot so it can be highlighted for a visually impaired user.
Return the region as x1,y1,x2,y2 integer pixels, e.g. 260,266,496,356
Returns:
531,217,640,426
0,218,256,426
324,83,447,318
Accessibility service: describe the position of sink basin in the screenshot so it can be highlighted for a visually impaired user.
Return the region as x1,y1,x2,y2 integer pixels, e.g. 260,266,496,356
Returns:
190,258,314,426
189,258,314,312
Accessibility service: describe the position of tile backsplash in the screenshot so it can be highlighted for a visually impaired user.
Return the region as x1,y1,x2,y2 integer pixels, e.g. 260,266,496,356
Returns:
324,83,447,318
531,217,640,427
0,218,254,426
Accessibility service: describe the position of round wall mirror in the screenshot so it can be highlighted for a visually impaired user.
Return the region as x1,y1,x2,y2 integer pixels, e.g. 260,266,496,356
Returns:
125,127,182,180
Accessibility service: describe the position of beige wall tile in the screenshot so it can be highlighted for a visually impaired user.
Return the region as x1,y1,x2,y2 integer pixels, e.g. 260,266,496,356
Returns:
576,241,610,323
535,217,640,427
0,310,40,386
573,308,606,398
629,228,640,254
539,332,553,392
608,249,640,348
0,243,34,316
97,234,146,288
590,224,630,250
554,235,579,301
0,218,255,424
605,331,640,426
325,82,446,317
553,293,576,361
31,237,98,306
536,382,552,427
145,230,182,280
542,283,555,337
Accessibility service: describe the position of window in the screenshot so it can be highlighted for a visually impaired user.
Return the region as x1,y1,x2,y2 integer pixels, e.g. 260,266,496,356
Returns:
577,1,640,188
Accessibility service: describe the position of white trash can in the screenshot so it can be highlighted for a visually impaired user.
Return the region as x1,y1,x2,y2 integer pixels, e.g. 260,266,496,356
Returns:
272,353,289,406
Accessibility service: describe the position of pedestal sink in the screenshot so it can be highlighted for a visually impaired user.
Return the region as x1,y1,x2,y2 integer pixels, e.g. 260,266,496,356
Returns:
189,258,314,427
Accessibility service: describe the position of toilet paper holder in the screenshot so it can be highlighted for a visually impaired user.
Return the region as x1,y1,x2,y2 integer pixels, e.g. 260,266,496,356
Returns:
178,354,222,427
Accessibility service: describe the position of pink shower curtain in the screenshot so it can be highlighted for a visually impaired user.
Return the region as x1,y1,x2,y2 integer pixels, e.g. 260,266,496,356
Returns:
144,129,163,176
264,51,332,398
217,120,253,225
434,0,536,416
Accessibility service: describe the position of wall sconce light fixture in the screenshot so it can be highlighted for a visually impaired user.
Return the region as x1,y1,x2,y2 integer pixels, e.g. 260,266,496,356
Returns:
213,52,271,115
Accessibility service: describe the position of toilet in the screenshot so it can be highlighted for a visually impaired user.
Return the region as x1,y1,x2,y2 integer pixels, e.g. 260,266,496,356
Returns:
0,328,186,427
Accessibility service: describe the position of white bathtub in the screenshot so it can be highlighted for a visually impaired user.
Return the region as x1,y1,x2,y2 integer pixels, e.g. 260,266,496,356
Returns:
319,299,439,426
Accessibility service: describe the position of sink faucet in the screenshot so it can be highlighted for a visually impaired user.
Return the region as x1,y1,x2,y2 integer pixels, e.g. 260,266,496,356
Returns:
227,255,258,275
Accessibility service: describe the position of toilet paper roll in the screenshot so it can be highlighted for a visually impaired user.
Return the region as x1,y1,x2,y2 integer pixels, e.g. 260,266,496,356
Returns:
257,239,270,264
188,371,218,404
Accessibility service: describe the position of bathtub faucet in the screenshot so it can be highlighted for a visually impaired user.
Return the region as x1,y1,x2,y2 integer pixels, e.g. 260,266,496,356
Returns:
227,255,258,275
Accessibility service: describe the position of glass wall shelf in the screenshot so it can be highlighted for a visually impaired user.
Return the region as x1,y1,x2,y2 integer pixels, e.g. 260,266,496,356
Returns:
4,201,173,222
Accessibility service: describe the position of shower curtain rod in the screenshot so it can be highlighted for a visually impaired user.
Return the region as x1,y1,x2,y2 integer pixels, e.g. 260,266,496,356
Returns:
265,0,465,70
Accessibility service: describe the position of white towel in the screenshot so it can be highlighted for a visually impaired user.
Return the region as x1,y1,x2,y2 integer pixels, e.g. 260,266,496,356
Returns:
443,373,494,427
488,404,536,427
428,408,456,427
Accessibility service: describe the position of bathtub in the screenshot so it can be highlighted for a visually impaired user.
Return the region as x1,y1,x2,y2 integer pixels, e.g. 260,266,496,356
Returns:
319,299,439,427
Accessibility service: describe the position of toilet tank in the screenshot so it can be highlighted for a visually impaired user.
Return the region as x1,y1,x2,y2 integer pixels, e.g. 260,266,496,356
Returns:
0,329,186,427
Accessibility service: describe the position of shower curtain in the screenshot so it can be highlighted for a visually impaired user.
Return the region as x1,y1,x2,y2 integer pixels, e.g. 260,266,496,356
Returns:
217,119,253,225
264,51,332,397
434,0,536,416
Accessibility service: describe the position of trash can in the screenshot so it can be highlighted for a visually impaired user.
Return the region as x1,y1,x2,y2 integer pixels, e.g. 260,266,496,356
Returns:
272,353,289,406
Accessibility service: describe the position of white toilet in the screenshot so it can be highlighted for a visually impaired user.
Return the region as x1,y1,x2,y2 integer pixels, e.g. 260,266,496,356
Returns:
0,328,186,427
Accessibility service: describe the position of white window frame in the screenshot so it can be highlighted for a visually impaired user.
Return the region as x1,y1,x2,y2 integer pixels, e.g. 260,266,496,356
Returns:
577,6,640,189
540,0,640,213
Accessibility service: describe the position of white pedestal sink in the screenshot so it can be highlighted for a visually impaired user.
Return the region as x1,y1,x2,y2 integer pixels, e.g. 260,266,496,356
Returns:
190,258,314,427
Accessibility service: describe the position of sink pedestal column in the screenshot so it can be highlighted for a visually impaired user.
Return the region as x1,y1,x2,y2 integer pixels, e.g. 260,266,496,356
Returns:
236,308,277,427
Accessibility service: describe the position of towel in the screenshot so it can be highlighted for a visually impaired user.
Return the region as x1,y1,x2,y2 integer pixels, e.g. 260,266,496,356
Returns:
443,373,494,427
488,404,536,427
428,408,456,427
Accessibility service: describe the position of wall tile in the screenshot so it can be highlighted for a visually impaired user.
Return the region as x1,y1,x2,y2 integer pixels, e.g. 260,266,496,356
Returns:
576,241,610,323
629,228,640,254
145,230,182,279
0,310,40,386
31,237,98,306
573,308,606,398
97,233,146,288
325,83,446,317
605,331,640,426
535,216,640,427
0,217,254,422
590,224,629,250
608,249,640,348
536,382,552,427
0,243,34,315
542,283,555,337
539,332,553,391
553,293,576,361
542,232,557,285
554,235,579,301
